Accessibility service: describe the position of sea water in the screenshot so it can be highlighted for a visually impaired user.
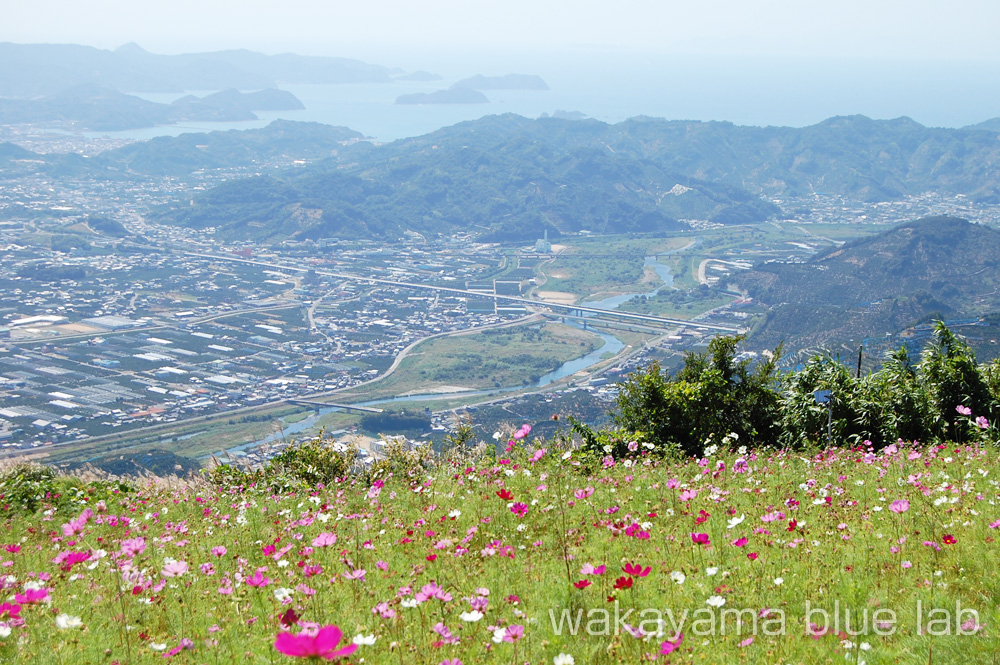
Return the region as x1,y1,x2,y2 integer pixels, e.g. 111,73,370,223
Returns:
84,49,1000,143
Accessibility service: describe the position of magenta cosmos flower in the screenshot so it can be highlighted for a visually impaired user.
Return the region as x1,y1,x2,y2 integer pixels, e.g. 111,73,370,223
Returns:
274,625,357,660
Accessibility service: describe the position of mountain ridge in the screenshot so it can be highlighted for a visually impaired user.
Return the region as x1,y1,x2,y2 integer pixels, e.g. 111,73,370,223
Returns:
733,216,1000,348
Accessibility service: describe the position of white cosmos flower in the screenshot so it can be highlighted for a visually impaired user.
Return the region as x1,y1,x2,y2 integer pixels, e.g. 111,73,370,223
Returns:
727,514,746,529
0,625,10,638
774,577,784,585
352,634,377,645
55,614,83,629
460,611,484,622
705,567,718,576
400,598,419,608
149,643,167,651
554,654,576,665
670,571,686,585
492,627,507,643
706,596,726,608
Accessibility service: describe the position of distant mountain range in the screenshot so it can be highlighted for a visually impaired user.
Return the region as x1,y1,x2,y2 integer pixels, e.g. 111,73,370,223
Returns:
10,112,1000,244
603,114,1000,202
152,112,1000,242
0,42,392,97
153,115,776,242
734,216,1000,348
0,84,304,131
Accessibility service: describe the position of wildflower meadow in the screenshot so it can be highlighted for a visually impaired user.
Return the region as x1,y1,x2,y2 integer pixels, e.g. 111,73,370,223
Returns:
0,423,998,665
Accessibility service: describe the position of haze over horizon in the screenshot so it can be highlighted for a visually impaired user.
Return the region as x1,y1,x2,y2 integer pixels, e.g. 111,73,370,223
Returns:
4,0,1000,64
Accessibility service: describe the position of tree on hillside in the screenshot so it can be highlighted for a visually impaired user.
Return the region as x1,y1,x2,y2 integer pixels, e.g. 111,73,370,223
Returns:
612,335,782,456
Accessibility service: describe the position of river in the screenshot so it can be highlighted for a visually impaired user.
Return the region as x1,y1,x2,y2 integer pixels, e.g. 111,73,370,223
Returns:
220,255,675,453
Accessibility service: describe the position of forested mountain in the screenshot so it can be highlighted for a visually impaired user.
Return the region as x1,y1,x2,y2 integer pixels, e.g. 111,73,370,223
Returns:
603,115,1000,201
154,112,1000,241
154,114,782,241
0,120,362,180
734,216,1000,347
0,85,304,131
101,120,362,175
11,111,1000,243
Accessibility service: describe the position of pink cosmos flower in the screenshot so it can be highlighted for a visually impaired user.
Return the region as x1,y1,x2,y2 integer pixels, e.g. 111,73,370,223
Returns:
415,582,452,602
512,424,532,440
976,416,989,429
14,588,49,605
574,487,594,500
957,405,972,416
312,532,337,548
732,537,748,547
161,560,189,578
679,489,697,502
246,570,271,587
660,632,684,654
510,502,528,518
623,562,651,578
529,449,546,463
373,602,396,619
120,537,146,558
274,624,357,660
432,622,460,645
502,624,524,642
164,638,195,658
61,508,93,537
580,563,606,575
690,533,710,546
342,569,366,582
889,500,909,514
52,550,91,570
211,546,227,557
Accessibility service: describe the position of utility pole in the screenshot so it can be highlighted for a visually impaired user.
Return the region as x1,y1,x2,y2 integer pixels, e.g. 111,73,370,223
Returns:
814,389,833,447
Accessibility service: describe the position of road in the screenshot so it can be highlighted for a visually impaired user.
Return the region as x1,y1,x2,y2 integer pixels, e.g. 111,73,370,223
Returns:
186,252,741,333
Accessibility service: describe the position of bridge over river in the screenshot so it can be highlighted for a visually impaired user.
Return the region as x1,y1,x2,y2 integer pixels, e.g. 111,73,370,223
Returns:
186,253,741,333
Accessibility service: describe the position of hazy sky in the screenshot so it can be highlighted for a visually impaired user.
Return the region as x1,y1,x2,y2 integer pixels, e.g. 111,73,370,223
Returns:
4,0,1000,61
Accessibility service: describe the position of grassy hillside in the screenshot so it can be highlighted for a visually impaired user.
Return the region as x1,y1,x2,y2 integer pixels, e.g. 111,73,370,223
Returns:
0,430,997,664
